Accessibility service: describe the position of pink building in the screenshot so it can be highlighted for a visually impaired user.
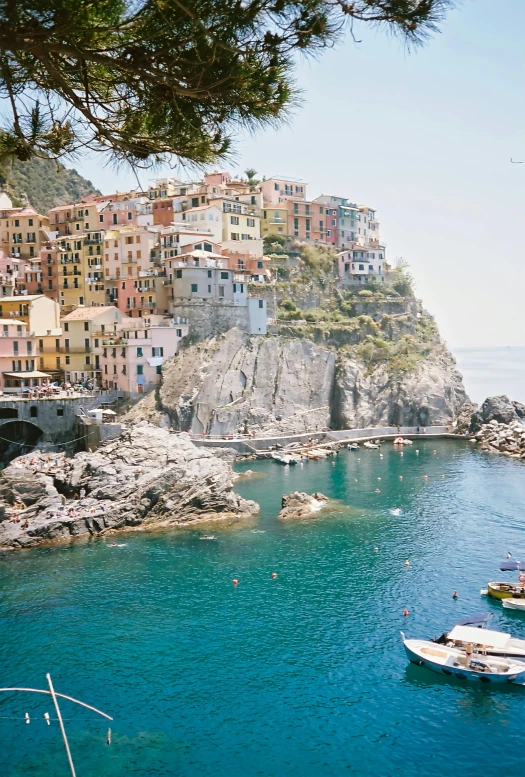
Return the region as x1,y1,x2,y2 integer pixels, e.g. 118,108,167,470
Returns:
0,319,46,390
337,244,385,284
100,316,189,396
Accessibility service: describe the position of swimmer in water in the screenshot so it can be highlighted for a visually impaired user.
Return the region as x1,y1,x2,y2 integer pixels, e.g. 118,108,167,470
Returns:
391,507,402,516
199,535,216,540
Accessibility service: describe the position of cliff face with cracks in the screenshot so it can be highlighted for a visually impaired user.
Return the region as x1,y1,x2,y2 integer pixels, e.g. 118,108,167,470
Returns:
126,323,470,436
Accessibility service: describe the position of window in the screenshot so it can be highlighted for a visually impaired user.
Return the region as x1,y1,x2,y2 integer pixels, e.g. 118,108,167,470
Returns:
176,329,182,337
294,218,299,230
176,269,182,278
305,205,310,215
13,341,18,355
137,347,143,357
247,218,255,228
207,285,212,293
65,355,70,365
137,364,143,375
358,264,364,271
230,216,239,225
231,233,239,240
259,300,264,309
274,183,279,190
128,212,133,220
218,285,225,298
319,207,324,214
369,265,374,271
86,356,91,365
207,270,212,278
84,322,89,331
294,203,299,214
57,407,64,416
30,405,38,417
156,365,162,375
220,271,228,279
27,342,32,355
152,347,164,357
305,219,310,231
84,338,90,350
257,261,263,269
99,215,104,223
191,283,198,293
192,197,199,207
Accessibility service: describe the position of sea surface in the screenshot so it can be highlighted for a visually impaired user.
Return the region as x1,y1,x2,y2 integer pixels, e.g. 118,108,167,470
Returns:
453,346,525,405
2,440,525,776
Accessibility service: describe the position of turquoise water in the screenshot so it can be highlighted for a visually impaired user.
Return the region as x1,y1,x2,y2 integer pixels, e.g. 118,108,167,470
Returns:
453,346,525,405
2,440,525,776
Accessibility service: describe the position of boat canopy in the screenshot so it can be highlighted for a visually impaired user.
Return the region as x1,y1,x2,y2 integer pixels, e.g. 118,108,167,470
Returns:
447,625,511,648
455,613,491,627
500,560,525,571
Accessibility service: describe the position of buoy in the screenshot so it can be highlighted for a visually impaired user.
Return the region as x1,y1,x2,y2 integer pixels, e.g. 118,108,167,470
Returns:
507,553,512,559
374,547,379,552
332,461,336,466
403,608,409,616
405,560,410,567
271,572,278,579
232,578,238,586
423,475,428,479
452,590,458,599
399,475,403,481
400,452,404,457
378,477,381,481
416,450,419,455
433,450,437,454
375,488,381,493
354,478,358,482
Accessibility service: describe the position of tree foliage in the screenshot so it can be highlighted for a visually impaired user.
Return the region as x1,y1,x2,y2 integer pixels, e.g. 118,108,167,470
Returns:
0,0,453,166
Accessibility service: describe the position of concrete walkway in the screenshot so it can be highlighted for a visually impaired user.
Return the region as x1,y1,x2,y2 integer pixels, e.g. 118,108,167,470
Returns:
191,425,466,455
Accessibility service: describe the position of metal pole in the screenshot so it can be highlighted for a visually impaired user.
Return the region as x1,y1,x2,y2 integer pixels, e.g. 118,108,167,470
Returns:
46,673,76,777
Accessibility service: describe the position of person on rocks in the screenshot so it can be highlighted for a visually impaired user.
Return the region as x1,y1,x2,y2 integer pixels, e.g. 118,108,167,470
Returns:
80,487,86,499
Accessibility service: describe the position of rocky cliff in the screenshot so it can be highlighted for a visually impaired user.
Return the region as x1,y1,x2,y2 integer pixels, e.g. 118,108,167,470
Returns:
0,424,258,549
126,323,470,436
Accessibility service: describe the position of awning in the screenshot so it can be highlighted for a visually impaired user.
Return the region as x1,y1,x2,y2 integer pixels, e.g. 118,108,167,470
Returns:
2,370,52,379
447,625,510,648
101,408,117,415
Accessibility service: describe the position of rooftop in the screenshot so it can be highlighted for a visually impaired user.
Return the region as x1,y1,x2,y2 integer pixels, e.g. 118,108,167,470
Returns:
0,294,46,302
61,306,119,321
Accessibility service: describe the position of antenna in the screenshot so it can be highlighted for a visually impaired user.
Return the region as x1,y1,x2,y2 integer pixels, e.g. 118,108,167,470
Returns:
0,675,113,777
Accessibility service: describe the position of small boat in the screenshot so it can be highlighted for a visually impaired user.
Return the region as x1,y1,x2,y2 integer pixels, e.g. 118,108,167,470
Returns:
363,441,380,449
486,560,525,600
347,443,360,450
503,599,525,611
394,437,413,445
401,632,525,684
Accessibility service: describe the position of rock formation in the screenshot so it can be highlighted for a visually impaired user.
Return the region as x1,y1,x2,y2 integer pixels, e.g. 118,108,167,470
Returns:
470,395,524,432
126,327,469,436
473,419,525,458
278,491,329,520
0,423,258,549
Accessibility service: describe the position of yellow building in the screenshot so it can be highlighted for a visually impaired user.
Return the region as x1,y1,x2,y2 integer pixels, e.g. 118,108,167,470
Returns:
48,201,99,237
0,294,63,380
0,206,50,259
261,205,289,238
56,230,105,310
60,305,125,385
209,196,261,243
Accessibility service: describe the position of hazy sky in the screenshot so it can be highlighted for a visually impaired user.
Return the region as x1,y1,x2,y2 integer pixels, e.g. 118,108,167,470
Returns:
47,1,525,347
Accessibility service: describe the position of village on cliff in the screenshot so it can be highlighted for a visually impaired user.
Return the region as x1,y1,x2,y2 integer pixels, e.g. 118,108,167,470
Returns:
0,172,385,397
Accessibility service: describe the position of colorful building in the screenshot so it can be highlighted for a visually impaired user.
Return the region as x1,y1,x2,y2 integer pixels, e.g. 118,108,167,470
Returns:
59,305,125,385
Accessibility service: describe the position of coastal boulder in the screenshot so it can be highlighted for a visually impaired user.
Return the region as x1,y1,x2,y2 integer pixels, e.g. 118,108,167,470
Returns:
278,491,329,520
470,395,520,433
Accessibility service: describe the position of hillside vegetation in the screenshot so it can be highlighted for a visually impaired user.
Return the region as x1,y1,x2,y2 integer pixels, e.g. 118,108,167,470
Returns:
0,157,100,214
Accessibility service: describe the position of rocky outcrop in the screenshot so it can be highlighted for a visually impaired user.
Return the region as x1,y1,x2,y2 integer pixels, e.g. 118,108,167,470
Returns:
0,424,258,549
333,344,468,429
278,491,329,520
125,327,469,435
470,395,523,433
473,419,525,458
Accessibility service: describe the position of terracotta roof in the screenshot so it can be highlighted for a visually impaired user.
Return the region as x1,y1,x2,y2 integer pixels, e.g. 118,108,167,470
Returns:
61,306,119,321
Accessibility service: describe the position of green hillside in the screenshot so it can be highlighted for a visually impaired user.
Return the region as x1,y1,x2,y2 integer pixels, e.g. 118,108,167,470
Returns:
0,157,100,214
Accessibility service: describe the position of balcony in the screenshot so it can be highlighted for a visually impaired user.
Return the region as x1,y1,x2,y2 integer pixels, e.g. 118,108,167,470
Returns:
38,346,92,354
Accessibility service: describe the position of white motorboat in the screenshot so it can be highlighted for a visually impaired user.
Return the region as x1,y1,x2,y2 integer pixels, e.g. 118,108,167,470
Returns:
271,452,299,465
347,443,360,450
503,599,525,611
402,631,525,684
363,441,380,449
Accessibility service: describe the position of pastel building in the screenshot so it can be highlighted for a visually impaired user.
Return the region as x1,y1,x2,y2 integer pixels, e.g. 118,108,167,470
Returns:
0,205,50,260
59,305,125,385
0,319,45,390
100,316,189,396
337,246,385,284
260,178,306,205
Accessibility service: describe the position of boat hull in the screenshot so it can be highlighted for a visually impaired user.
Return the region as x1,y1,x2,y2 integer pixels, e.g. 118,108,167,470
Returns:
503,599,525,611
402,638,525,684
488,582,525,600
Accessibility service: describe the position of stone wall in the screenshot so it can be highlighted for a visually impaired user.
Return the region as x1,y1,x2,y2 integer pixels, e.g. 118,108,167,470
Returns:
171,300,250,340
0,397,88,443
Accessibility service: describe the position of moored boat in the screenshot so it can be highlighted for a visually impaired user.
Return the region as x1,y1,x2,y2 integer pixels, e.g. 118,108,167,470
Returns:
347,443,359,450
485,560,525,600
502,599,525,611
401,632,525,684
434,623,525,662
